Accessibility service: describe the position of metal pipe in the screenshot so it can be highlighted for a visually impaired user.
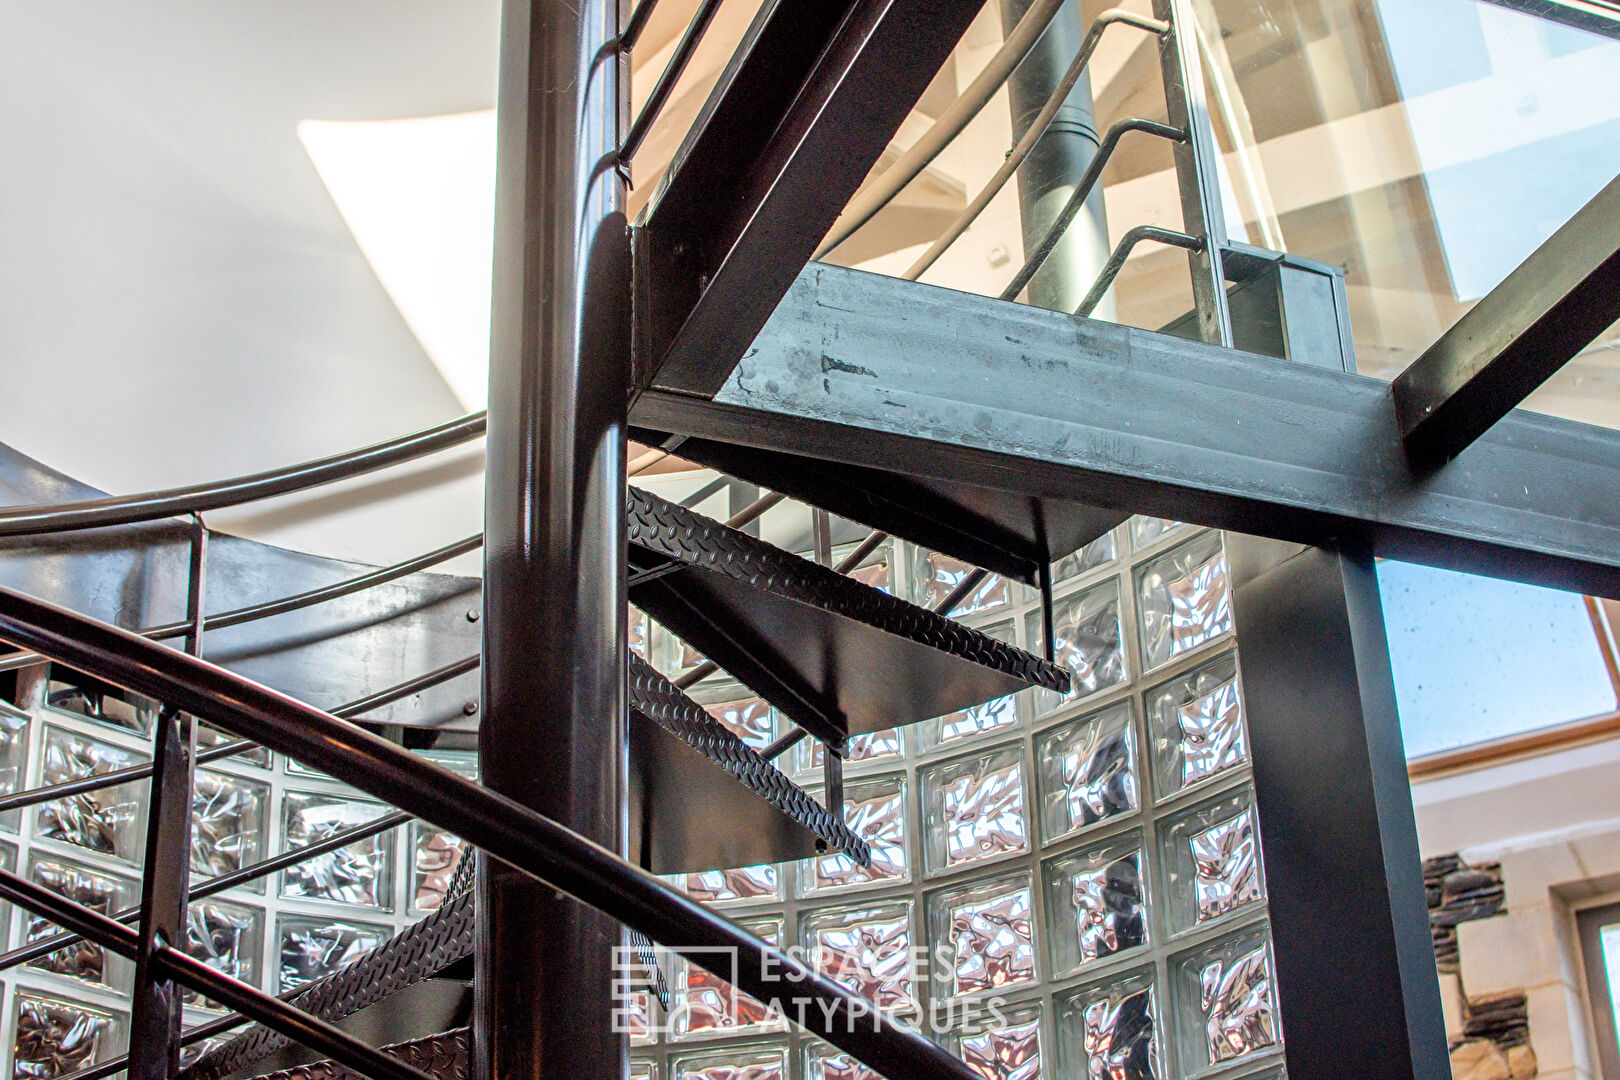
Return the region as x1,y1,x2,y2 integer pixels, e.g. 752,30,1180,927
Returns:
620,0,725,161
723,490,784,530
1000,118,1186,300
905,11,1166,284
813,0,1070,259
619,0,661,50
0,587,984,1080
484,0,630,1076
833,529,888,574
761,728,807,761
935,566,990,616
0,412,486,538
1077,224,1202,317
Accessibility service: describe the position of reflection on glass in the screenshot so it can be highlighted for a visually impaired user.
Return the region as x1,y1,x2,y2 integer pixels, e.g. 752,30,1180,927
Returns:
1083,984,1158,1080
1146,653,1247,797
961,1014,1042,1080
681,865,778,904
277,916,388,991
1190,811,1262,925
1036,703,1138,841
1044,838,1148,976
1027,580,1125,710
183,899,262,1010
675,1048,785,1080
27,855,136,987
933,879,1036,996
923,749,1028,871
809,777,906,892
1200,944,1278,1063
414,825,468,911
13,994,119,1080
804,903,915,1010
281,792,395,909
1136,533,1231,669
704,698,773,751
0,711,29,831
36,726,146,863
805,1048,882,1080
679,920,780,1037
805,729,901,771
914,550,1009,617
933,694,1018,748
191,769,267,883
1053,531,1119,583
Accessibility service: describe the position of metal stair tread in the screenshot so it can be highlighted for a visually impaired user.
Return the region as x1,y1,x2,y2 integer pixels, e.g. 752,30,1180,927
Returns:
231,1027,470,1080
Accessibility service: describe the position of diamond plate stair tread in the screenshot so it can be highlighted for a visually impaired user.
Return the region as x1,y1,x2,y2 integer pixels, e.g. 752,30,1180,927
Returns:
628,652,870,867
180,892,475,1080
234,1027,469,1080
628,486,1068,738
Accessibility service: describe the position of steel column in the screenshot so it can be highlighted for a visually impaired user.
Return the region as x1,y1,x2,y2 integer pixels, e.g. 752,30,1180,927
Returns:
1226,535,1449,1080
999,0,1109,314
481,0,629,1077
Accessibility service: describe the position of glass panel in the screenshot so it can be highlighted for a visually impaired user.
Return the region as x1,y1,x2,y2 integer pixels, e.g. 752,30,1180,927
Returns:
277,915,389,991
803,729,901,772
1026,579,1126,713
679,865,779,904
182,898,263,1010
280,792,396,910
1035,702,1138,842
1053,531,1119,584
926,694,1019,751
1042,834,1149,977
35,725,148,864
836,536,894,595
1159,789,1265,935
702,697,774,751
805,775,907,894
191,769,269,888
26,853,138,989
928,874,1037,998
197,723,270,768
676,918,781,1038
1129,518,1185,551
0,842,13,943
413,823,469,911
12,994,122,1080
804,1046,883,1080
0,711,29,832
1146,653,1247,798
1170,928,1281,1073
630,606,649,658
673,1048,786,1080
1135,532,1231,670
960,1011,1042,1080
802,902,916,1011
912,549,1010,617
922,747,1028,873
629,1062,656,1080
45,687,151,736
1054,968,1160,1080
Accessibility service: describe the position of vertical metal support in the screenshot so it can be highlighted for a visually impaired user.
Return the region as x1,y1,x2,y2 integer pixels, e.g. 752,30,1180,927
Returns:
999,0,1110,314
480,0,630,1076
1037,560,1055,664
1152,0,1233,347
1225,535,1449,1080
129,516,205,1080
811,508,834,569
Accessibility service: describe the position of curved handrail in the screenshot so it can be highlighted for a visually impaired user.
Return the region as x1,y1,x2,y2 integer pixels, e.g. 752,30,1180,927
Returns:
0,411,486,537
0,585,981,1080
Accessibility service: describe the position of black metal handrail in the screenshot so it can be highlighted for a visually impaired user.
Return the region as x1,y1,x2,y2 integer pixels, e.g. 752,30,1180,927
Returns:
0,411,486,537
1077,223,1203,316
0,585,982,1080
620,0,726,161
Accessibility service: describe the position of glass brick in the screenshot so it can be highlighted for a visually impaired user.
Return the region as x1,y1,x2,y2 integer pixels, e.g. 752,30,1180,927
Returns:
280,792,397,910
26,852,138,989
912,549,1009,617
191,768,268,887
673,1047,786,1080
0,710,29,832
1042,834,1149,977
802,902,916,1011
1146,652,1247,798
45,687,151,736
804,1045,884,1080
1053,530,1119,583
182,898,262,1010
702,696,774,751
277,915,389,991
836,537,894,595
1135,532,1231,670
0,842,13,944
413,823,469,911
1035,702,1138,842
1054,967,1160,1080
1159,790,1265,935
959,1009,1042,1080
630,606,649,658
1128,517,1185,551
680,865,779,904
802,728,901,772
922,747,1028,873
12,993,122,1080
805,775,907,894
1170,927,1280,1073
1026,579,1126,713
629,1061,657,1080
197,723,270,768
179,1037,231,1072
35,725,148,864
676,917,782,1037
926,694,1019,751
928,873,1036,998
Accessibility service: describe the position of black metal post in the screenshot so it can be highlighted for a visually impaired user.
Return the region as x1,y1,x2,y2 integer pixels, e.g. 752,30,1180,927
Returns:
129,516,205,1080
1225,535,1448,1080
999,0,1109,314
481,0,630,1078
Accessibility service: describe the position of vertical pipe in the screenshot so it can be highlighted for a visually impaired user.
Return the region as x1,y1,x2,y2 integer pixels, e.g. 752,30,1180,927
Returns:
998,0,1110,315
480,0,630,1076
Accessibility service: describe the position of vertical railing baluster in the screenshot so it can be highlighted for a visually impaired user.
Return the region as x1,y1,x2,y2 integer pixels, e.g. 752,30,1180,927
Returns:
129,514,205,1080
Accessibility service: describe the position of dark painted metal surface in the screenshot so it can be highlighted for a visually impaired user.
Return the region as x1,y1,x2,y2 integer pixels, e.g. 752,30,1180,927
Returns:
633,0,981,396
0,586,987,1080
632,262,1620,597
619,0,724,161
1393,173,1620,465
481,0,629,1076
1226,535,1449,1080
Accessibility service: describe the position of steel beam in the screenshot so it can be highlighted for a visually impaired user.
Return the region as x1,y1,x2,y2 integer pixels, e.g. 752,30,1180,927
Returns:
1393,173,1620,464
632,0,981,397
630,262,1620,598
481,0,629,1078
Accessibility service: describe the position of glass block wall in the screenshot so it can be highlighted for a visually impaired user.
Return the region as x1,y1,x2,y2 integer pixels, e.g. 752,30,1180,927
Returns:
0,688,474,1080
627,516,1287,1080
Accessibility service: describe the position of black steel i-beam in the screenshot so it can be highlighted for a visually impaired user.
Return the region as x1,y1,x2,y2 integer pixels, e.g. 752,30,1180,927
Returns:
481,0,629,1079
1393,172,1620,465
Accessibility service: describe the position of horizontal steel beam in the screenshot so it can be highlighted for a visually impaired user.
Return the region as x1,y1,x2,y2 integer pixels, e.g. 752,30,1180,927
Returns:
633,0,980,396
1393,173,1620,464
631,262,1620,598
